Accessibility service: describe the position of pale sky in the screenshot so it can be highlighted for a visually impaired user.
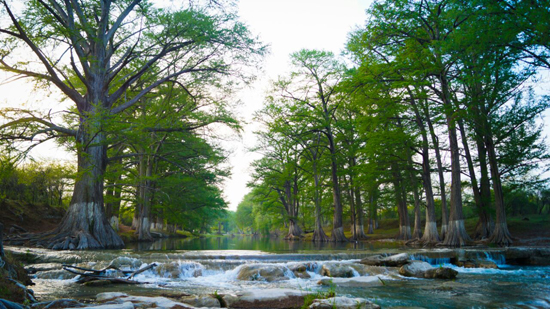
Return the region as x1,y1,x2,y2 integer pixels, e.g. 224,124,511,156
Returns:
222,0,373,210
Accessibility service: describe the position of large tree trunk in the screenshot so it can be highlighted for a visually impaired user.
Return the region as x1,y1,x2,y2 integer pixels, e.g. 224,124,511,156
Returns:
392,164,411,241
441,80,471,247
458,119,491,240
482,114,513,246
424,105,449,239
137,156,154,241
409,93,439,244
353,183,368,239
328,132,347,242
312,170,329,242
46,127,124,250
412,185,422,239
474,117,494,239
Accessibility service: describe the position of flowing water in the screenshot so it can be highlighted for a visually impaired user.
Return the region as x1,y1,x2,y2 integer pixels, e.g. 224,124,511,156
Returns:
9,236,550,309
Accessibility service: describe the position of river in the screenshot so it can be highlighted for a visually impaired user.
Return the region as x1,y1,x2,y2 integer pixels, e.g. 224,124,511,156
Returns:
9,236,550,309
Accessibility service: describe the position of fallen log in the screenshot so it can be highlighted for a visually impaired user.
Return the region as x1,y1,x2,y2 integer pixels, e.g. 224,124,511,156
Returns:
62,263,157,284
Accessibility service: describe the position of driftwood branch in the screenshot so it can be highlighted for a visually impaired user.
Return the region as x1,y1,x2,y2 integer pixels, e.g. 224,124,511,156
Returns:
62,263,157,284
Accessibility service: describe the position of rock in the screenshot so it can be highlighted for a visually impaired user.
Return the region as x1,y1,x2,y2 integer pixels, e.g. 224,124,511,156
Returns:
78,302,135,309
288,264,310,279
352,265,391,276
360,253,409,267
317,276,384,287
455,259,498,269
96,292,129,302
31,299,84,308
320,263,355,278
423,267,458,279
399,261,433,277
236,264,288,282
308,296,380,309
505,247,550,266
180,296,220,308
34,269,77,280
222,288,309,309
94,294,195,309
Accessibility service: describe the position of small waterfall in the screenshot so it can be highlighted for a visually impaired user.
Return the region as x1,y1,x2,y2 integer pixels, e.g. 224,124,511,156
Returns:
410,254,451,265
482,251,506,265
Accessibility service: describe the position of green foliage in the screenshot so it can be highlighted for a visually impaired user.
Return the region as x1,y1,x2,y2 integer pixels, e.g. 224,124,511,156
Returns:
0,155,74,208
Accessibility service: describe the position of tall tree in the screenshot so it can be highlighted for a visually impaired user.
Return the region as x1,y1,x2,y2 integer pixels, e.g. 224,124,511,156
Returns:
0,0,264,249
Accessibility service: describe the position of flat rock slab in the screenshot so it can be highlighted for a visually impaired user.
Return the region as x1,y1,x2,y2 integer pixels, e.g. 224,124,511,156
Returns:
317,276,384,287
236,264,289,282
223,288,310,309
308,296,380,309
360,253,409,267
93,293,196,309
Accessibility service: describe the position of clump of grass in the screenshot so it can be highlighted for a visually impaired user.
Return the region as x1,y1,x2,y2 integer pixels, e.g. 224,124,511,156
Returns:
301,281,336,309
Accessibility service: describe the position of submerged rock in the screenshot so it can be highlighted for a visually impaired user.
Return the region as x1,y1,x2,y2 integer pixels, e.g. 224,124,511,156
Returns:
317,276,384,287
222,288,309,309
308,296,380,309
236,264,288,282
455,259,498,269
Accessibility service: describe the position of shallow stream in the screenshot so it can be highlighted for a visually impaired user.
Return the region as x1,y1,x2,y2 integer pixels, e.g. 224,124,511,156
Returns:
8,236,550,309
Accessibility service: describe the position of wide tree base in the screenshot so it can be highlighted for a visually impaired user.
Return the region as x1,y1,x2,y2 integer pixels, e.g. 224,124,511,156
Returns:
396,225,411,241
21,202,126,250
354,225,368,240
330,227,348,242
441,220,471,247
440,224,448,240
312,228,330,242
419,221,440,245
488,222,513,246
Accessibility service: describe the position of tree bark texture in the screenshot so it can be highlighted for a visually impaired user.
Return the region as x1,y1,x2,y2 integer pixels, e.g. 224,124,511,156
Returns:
47,126,124,250
441,78,471,247
392,164,411,241
328,131,347,242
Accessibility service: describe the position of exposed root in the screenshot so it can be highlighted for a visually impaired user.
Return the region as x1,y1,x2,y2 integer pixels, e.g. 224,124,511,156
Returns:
488,222,513,246
396,225,411,241
419,221,440,245
441,220,472,247
312,228,330,242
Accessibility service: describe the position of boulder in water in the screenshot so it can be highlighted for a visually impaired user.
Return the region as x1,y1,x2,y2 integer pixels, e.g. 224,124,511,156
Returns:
94,294,195,309
288,263,310,279
223,288,309,309
308,296,380,309
455,259,498,269
423,267,458,280
360,253,409,267
399,261,433,277
320,262,355,278
236,264,288,282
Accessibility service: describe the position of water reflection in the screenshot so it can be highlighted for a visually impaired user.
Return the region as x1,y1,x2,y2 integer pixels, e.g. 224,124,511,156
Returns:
126,235,404,252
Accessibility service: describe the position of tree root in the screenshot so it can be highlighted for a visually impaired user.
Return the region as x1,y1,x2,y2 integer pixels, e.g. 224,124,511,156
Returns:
312,228,330,242
330,227,348,242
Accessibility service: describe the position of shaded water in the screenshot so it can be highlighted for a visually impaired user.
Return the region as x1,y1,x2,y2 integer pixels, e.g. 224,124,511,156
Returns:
125,235,405,252
10,237,550,309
